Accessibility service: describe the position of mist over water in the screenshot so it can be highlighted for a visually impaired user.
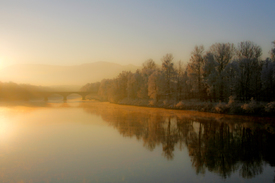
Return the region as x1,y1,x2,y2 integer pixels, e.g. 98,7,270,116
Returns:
0,62,139,86
0,101,274,182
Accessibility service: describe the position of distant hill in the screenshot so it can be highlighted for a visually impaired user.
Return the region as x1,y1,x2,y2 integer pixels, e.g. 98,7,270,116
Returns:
0,61,139,89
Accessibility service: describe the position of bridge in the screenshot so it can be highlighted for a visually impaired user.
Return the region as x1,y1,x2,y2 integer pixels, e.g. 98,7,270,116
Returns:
39,91,98,102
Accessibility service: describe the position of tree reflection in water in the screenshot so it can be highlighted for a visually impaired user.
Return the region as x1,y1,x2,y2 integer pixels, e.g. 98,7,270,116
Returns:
81,102,275,180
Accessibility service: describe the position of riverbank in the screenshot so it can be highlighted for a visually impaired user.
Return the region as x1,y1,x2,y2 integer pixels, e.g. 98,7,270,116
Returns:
115,97,275,117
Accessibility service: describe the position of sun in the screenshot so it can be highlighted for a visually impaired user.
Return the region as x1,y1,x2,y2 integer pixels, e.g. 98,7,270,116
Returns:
0,118,11,140
0,57,9,70
0,109,14,141
0,58,4,69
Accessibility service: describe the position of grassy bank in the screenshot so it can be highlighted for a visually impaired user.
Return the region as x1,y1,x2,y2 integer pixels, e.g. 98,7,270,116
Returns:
115,97,275,117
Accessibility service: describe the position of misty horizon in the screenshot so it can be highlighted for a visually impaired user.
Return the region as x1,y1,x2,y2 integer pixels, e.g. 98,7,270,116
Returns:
0,61,140,87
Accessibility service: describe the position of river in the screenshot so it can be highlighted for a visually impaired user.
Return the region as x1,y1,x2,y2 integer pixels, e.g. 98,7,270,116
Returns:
0,101,274,182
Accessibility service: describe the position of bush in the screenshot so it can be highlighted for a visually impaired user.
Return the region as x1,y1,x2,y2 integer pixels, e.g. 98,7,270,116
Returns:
163,99,176,108
226,96,243,114
149,100,156,106
241,98,257,113
241,98,264,115
265,101,275,114
215,101,229,113
175,101,185,109
227,96,236,106
200,102,214,112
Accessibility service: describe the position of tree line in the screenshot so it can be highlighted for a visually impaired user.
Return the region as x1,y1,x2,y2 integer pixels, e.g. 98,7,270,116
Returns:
0,82,51,101
82,40,275,104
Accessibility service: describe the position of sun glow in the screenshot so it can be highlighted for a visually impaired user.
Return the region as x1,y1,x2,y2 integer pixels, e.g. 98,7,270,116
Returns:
0,116,13,141
0,57,7,70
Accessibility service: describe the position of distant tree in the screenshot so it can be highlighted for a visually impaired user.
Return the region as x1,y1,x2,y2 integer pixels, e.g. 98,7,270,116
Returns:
182,70,191,99
0,82,50,101
235,41,262,101
203,52,219,101
161,54,175,99
270,41,275,61
208,43,235,101
236,41,262,60
187,45,205,99
127,70,144,99
98,79,114,101
175,60,186,100
138,59,158,99
81,82,100,92
142,59,157,72
223,61,240,98
210,43,235,73
116,71,132,100
261,58,275,101
148,70,164,101
126,72,136,99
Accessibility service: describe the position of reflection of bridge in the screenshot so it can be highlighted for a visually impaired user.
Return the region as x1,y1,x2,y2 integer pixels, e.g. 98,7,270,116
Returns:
39,91,97,102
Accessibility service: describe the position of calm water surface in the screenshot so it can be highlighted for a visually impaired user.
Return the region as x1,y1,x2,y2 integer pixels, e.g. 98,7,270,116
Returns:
0,101,274,182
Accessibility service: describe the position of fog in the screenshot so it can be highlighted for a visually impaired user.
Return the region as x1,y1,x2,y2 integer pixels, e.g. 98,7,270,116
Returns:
0,61,139,88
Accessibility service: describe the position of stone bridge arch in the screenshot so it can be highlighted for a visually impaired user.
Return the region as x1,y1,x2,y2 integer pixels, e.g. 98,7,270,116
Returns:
41,92,95,102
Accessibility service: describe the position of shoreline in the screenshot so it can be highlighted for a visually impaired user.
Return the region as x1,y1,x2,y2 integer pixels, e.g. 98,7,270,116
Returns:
111,98,275,117
1,98,275,117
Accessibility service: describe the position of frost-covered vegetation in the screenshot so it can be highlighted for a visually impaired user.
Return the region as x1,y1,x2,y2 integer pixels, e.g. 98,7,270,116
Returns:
82,41,275,116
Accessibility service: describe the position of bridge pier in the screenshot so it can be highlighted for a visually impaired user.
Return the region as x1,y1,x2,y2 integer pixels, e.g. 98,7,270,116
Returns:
63,95,67,102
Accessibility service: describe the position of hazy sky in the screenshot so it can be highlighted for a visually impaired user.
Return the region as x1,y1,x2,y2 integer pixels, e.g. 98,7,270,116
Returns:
0,0,274,69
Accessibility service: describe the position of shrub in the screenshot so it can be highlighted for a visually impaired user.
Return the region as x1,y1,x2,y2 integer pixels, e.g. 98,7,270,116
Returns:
163,99,176,108
215,101,229,113
241,98,257,113
175,101,185,109
227,96,236,106
265,101,275,114
226,96,243,114
163,100,168,106
149,100,156,106
241,98,264,115
200,102,214,112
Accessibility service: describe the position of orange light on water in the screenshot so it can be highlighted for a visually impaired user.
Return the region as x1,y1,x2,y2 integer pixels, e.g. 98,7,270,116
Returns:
0,117,12,140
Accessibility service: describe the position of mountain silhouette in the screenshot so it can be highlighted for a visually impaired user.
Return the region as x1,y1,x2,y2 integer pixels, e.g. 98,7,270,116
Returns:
0,61,139,87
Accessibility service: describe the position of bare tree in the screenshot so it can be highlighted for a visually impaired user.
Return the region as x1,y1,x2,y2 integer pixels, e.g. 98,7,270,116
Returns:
270,41,275,61
236,41,262,60
161,54,175,99
187,45,205,99
142,59,157,73
203,52,219,101
209,43,235,101
261,58,275,101
236,41,262,101
138,59,158,99
210,43,235,74
175,60,185,100
148,70,164,101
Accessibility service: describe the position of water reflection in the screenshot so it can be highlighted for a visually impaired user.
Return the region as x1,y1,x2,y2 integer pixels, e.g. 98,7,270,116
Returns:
81,102,275,179
0,101,274,182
